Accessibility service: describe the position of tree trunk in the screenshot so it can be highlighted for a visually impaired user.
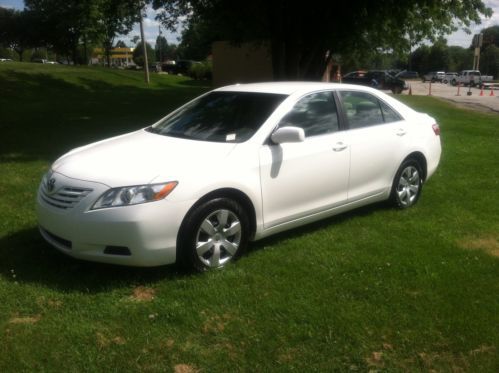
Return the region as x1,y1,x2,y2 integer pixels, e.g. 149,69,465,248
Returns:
15,48,24,62
83,33,88,65
106,48,111,67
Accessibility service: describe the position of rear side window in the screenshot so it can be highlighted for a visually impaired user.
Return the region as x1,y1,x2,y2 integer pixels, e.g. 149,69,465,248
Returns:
278,91,339,137
339,91,402,129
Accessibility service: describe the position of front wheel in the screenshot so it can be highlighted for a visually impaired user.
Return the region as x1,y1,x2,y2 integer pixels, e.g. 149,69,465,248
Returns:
177,198,249,271
390,160,423,209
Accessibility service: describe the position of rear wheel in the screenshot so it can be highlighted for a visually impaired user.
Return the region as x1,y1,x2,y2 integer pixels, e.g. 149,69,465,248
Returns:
177,198,249,271
390,159,423,209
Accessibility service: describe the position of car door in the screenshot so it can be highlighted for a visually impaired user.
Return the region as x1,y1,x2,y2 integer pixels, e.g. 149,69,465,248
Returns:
337,90,408,201
259,91,349,229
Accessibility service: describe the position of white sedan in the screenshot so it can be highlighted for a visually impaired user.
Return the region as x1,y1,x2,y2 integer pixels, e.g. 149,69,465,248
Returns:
37,82,441,271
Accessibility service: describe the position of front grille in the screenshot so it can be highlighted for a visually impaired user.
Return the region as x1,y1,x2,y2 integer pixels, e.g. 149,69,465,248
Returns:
40,184,92,209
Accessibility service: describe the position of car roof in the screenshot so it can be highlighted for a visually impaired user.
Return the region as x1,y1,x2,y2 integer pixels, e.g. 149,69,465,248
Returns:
215,81,418,120
215,82,379,95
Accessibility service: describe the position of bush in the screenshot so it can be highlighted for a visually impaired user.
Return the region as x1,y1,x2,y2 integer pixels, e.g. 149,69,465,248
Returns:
189,61,212,80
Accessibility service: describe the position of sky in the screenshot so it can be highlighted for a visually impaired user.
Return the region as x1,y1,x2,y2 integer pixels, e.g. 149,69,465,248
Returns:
1,0,498,48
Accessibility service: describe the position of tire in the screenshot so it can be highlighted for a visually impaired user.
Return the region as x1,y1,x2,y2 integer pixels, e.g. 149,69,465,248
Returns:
177,198,249,271
390,159,423,209
451,79,457,86
443,79,448,84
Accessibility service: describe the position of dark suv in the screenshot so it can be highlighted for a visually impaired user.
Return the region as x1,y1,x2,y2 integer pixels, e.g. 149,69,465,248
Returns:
342,70,407,94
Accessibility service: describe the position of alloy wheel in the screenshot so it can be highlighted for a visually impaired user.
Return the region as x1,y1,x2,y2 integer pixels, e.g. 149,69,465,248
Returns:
195,209,242,268
396,166,420,207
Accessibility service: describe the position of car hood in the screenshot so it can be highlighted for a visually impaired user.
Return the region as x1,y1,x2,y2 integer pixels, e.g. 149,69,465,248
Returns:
52,129,237,187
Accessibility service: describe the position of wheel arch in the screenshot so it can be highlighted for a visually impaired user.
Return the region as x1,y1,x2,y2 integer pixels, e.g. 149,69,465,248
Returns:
403,151,427,182
178,188,257,242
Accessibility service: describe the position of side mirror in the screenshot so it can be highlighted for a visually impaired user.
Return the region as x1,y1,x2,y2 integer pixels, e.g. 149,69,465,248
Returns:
271,126,305,144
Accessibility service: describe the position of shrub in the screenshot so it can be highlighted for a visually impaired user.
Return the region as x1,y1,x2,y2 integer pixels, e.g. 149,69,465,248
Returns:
189,60,212,80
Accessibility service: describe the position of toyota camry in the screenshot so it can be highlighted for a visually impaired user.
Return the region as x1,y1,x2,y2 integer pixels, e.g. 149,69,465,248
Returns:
37,82,441,271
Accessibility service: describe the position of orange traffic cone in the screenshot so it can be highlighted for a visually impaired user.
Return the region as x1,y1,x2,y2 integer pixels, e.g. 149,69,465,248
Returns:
409,85,412,95
480,87,484,96
490,88,495,97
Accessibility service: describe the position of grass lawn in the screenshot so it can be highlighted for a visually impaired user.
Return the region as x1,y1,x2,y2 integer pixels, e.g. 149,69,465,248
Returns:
0,62,498,372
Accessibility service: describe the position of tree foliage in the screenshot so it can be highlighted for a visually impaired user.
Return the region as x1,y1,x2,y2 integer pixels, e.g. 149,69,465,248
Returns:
22,0,139,64
100,0,140,66
152,0,493,79
133,41,155,66
0,7,39,61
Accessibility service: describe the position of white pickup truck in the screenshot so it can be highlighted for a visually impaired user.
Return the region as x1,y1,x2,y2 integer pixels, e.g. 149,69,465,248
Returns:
451,70,494,86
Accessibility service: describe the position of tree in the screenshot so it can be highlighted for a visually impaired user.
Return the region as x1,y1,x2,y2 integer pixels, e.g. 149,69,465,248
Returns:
481,44,499,77
480,25,499,49
0,8,38,61
24,0,140,64
152,0,492,80
428,38,450,71
24,0,100,63
447,46,473,72
133,41,155,66
155,35,168,62
100,0,140,67
115,40,128,48
176,18,213,60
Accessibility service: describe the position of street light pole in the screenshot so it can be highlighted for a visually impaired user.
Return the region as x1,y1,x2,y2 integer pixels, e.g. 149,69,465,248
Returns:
139,6,150,84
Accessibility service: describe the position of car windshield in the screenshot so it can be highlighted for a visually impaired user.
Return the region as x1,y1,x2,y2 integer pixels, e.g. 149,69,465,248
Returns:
148,91,287,143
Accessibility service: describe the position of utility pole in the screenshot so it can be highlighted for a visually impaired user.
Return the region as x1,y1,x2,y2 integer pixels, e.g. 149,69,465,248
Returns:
472,33,483,71
158,25,162,65
139,5,150,84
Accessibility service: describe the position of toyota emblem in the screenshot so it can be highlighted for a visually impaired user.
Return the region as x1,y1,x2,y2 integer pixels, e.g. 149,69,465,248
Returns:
47,177,56,193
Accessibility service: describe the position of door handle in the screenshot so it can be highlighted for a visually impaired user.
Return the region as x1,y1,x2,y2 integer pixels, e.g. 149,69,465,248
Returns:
396,128,407,136
332,142,348,151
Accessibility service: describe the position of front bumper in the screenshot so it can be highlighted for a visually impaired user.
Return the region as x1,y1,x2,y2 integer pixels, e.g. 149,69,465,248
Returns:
36,172,192,267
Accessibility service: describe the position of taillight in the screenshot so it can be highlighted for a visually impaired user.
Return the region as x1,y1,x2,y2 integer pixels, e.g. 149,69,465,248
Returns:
432,124,440,136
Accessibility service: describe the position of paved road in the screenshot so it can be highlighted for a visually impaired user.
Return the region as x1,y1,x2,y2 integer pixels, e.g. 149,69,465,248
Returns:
401,80,499,113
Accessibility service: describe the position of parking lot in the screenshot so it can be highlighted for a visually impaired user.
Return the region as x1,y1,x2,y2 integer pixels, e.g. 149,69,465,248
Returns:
401,80,499,113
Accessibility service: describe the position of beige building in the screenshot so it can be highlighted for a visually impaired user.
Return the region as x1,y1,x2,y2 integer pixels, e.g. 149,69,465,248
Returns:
212,41,273,87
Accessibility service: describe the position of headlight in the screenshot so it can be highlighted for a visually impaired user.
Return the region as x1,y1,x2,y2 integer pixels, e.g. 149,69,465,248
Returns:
91,181,178,210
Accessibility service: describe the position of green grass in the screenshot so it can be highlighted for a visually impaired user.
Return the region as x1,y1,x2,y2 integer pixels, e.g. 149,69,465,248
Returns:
0,62,498,372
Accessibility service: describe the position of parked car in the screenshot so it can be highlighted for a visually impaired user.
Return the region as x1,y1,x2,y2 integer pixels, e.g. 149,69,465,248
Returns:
422,71,445,83
443,72,458,84
343,70,368,79
342,70,407,94
451,70,493,86
0,58,13,62
37,82,441,271
32,58,57,64
395,70,419,80
162,59,198,75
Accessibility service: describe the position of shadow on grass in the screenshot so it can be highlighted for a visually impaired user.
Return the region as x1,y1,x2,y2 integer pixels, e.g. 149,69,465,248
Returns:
0,70,208,162
0,201,390,293
251,201,391,249
0,227,186,293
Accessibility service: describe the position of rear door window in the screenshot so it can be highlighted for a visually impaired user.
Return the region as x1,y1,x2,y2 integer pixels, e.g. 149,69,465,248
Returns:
339,91,402,129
